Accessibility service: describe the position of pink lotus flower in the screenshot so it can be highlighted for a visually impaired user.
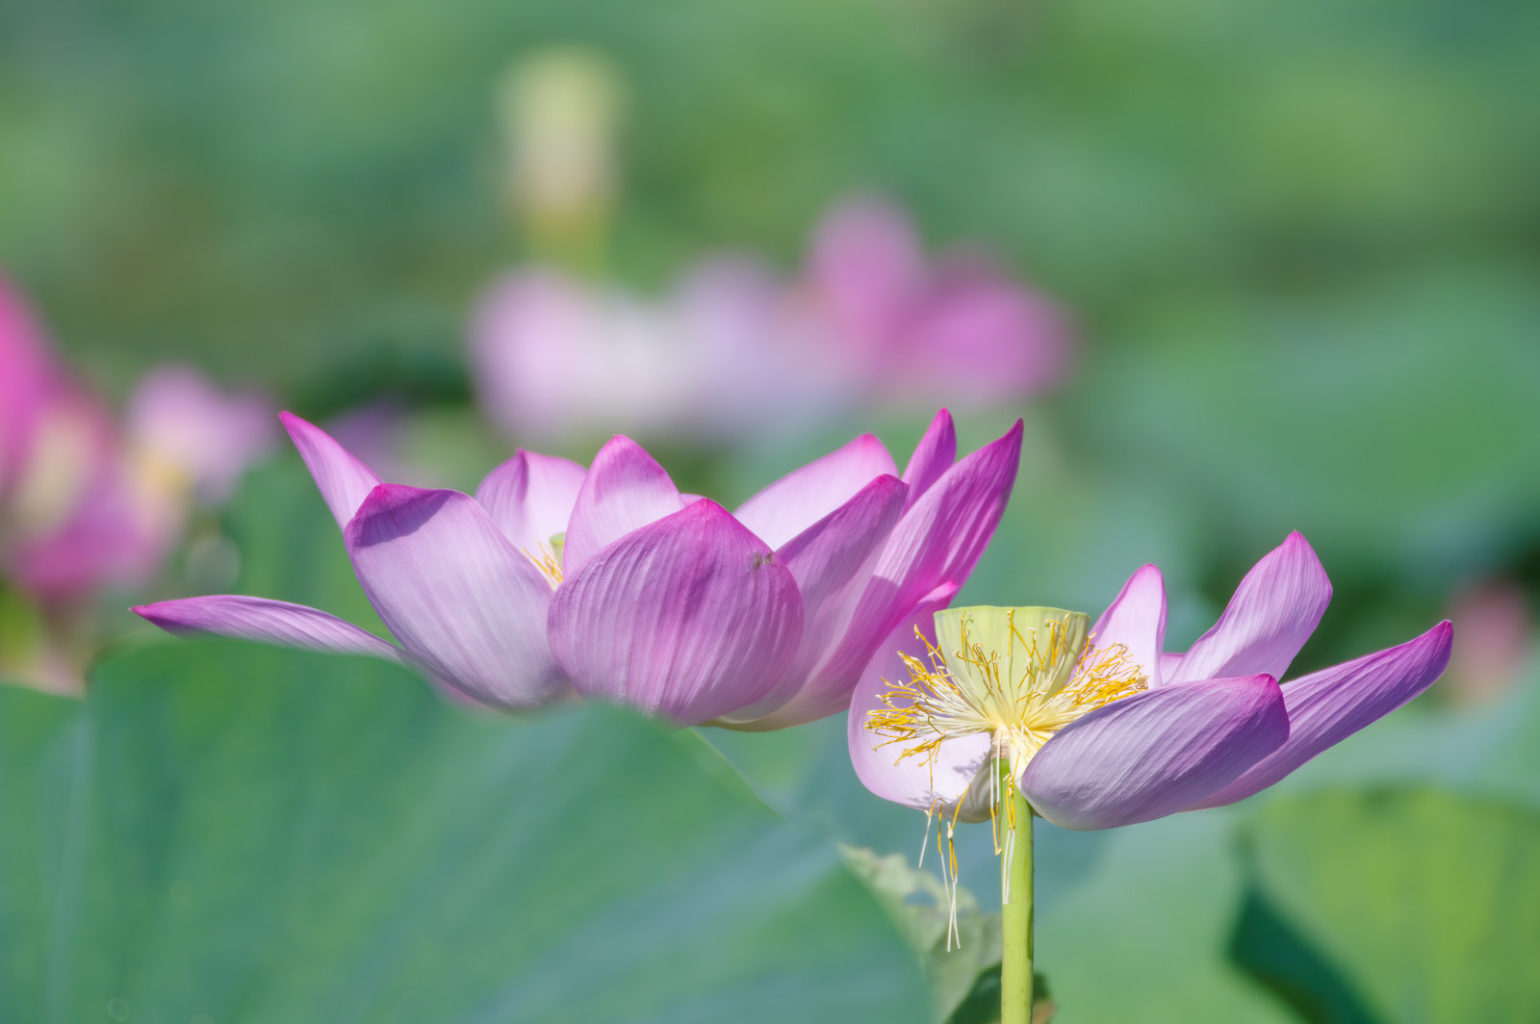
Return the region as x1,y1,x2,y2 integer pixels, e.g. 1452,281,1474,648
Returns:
0,276,275,601
850,532,1453,830
135,409,1022,727
803,195,1074,408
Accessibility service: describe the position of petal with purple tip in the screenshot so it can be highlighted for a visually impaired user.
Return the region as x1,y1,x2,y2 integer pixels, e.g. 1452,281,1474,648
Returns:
344,485,566,709
735,433,898,549
1195,621,1454,808
561,435,683,579
848,585,991,812
134,595,405,662
281,411,382,529
474,449,587,551
816,420,1023,689
1168,532,1332,685
718,474,908,727
1091,564,1167,687
548,500,803,727
1020,674,1289,830
899,409,957,508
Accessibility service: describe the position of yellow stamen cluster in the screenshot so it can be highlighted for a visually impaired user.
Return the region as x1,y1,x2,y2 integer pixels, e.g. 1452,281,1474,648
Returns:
522,540,565,589
869,606,1147,795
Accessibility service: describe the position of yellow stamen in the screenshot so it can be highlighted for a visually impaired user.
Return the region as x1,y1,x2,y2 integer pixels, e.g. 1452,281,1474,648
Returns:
870,606,1146,783
522,540,565,589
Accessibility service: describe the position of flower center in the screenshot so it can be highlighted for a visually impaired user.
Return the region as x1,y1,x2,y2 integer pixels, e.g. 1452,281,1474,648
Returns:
522,532,566,589
869,605,1147,793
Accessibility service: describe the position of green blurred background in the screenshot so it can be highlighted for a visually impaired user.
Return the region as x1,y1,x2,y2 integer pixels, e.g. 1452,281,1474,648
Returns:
2,0,1537,1019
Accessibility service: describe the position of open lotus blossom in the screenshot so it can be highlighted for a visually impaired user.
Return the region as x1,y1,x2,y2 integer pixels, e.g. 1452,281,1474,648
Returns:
851,531,1454,832
0,275,274,601
135,409,1022,728
849,533,1452,1021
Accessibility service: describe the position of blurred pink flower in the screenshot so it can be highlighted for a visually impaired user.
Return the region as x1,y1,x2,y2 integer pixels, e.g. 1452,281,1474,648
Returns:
803,195,1074,407
127,366,275,505
469,194,1072,445
0,274,275,602
470,259,843,444
137,409,1022,728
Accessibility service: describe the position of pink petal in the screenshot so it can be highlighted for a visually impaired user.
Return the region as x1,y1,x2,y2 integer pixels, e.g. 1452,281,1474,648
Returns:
807,195,925,348
900,408,957,508
1020,674,1289,830
847,584,991,812
469,271,595,441
7,411,163,599
815,419,1023,689
717,474,909,727
547,500,803,726
344,485,566,709
1091,564,1168,687
1168,532,1332,685
133,595,404,662
1195,621,1454,808
561,435,683,579
0,276,63,496
734,433,898,550
280,411,382,530
473,449,587,551
894,258,1072,402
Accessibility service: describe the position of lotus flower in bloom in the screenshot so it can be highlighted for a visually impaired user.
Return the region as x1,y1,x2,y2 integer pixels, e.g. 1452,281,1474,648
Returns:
135,409,1022,727
850,533,1454,831
0,275,274,601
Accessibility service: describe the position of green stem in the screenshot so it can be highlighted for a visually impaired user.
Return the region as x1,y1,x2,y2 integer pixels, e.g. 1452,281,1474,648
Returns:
1000,780,1035,1024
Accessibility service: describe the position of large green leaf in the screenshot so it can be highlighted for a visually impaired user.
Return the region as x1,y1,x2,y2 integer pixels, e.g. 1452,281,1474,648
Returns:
1233,788,1540,1023
0,641,929,1023
1036,810,1292,1024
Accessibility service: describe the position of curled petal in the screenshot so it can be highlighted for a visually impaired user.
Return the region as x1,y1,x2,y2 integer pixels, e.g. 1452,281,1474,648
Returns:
1020,674,1289,830
1091,564,1167,687
1169,532,1331,685
847,584,990,812
133,595,404,663
718,474,908,727
281,411,382,529
1195,621,1454,808
561,435,683,579
899,408,957,508
735,433,898,550
548,500,803,726
474,449,587,551
344,485,566,709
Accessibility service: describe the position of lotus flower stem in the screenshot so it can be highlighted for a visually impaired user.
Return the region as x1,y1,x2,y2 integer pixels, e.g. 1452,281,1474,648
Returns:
1001,776,1034,1024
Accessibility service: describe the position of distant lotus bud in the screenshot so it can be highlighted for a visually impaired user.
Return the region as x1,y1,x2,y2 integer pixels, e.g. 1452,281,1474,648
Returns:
500,48,622,263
